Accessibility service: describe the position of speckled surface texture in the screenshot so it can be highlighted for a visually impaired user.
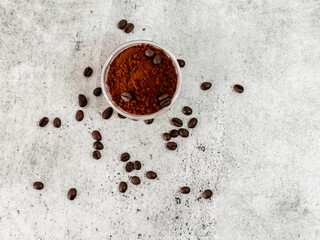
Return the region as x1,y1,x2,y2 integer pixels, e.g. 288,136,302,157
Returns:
1,0,320,239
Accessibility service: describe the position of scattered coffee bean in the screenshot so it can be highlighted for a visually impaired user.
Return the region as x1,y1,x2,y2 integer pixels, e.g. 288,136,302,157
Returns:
170,129,179,138
93,141,104,150
67,188,77,200
180,186,190,194
153,55,162,65
125,162,134,172
118,113,126,119
78,94,88,107
121,92,132,102
84,67,93,77
233,84,244,93
179,128,189,138
93,87,102,96
202,189,213,199
76,110,84,121
93,150,101,160
145,49,155,58
182,106,192,115
146,171,157,179
124,23,134,33
177,59,185,67
130,176,141,185
133,161,141,170
119,182,127,193
201,82,212,90
162,133,171,141
39,117,49,127
167,142,177,150
33,181,44,190
158,93,169,101
188,118,198,129
102,107,113,119
53,117,61,128
160,98,171,108
144,119,154,124
92,130,102,141
118,19,127,29
120,152,130,162
171,118,183,127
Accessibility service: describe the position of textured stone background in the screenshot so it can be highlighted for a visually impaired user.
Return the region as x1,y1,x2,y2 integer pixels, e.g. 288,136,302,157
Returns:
1,0,320,239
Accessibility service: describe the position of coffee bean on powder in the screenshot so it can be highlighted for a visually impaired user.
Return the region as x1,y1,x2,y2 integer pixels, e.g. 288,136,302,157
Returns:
177,59,185,68
125,162,134,172
67,188,77,200
39,117,49,127
145,49,155,58
146,171,157,179
120,152,130,162
158,93,169,101
124,23,134,33
182,106,192,115
160,98,171,108
171,118,183,127
170,129,179,138
202,189,213,199
188,118,198,129
153,55,162,65
92,130,102,141
144,119,154,125
93,87,102,96
119,182,127,193
200,82,212,90
93,150,101,160
118,19,127,29
167,142,177,150
78,94,88,107
162,133,171,141
102,107,113,119
33,181,44,190
233,84,244,93
118,113,126,119
84,67,93,77
93,141,104,150
133,161,141,170
53,117,61,128
180,186,190,194
179,128,189,138
121,92,132,102
130,176,141,185
76,110,84,121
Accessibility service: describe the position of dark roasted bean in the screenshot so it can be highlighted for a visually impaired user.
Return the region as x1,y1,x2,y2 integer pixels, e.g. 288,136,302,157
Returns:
171,118,183,127
93,87,102,96
118,19,127,29
145,49,155,58
120,152,130,162
53,117,61,128
39,117,49,127
67,188,77,200
233,84,244,93
125,162,134,172
93,151,101,160
118,113,126,119
202,189,213,199
93,141,104,150
121,92,132,102
182,106,192,115
102,107,113,119
146,171,157,179
153,55,162,65
144,119,154,124
200,82,212,90
92,130,102,141
162,133,171,141
84,67,93,77
33,181,44,190
119,182,127,193
78,94,88,107
188,118,198,128
133,161,141,170
167,142,177,150
180,186,190,194
177,59,185,67
170,129,179,138
76,110,84,121
130,176,140,185
179,128,189,138
158,93,169,101
160,98,171,108
124,23,134,33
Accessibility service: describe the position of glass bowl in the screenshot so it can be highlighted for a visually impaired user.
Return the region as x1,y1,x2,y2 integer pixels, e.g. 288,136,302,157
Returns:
101,40,182,120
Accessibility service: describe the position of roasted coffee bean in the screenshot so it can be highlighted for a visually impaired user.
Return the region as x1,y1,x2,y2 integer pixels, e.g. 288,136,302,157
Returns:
118,113,126,119
84,67,93,77
118,19,127,29
124,23,134,33
179,128,189,138
160,98,171,108
130,176,140,185
125,162,134,172
33,181,44,190
233,84,244,93
170,129,179,138
167,142,177,150
182,106,192,115
158,93,169,101
39,117,49,127
153,55,162,65
171,118,183,127
188,118,198,129
120,152,130,162
78,94,88,107
162,133,171,141
76,110,84,121
119,182,127,193
121,92,132,102
201,82,212,90
177,59,185,68
145,49,154,58
92,130,102,141
93,87,102,96
180,186,190,194
67,188,77,200
202,189,213,199
102,107,113,119
93,141,104,150
93,150,101,160
144,119,154,125
146,171,157,179
53,117,61,128
133,161,141,170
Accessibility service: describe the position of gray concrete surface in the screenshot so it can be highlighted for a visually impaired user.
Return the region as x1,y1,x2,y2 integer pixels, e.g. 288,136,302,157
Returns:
1,0,320,239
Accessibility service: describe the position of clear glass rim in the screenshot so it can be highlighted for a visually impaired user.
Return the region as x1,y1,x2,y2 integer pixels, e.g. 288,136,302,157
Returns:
101,40,182,120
